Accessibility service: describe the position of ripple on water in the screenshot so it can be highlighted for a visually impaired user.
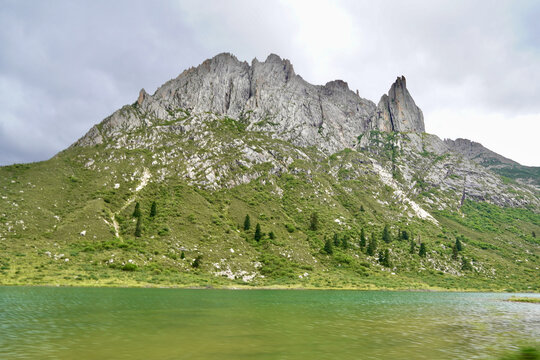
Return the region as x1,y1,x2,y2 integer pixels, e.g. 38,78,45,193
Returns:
0,288,538,360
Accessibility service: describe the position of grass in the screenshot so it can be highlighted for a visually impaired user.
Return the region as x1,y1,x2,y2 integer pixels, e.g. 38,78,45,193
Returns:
498,346,539,360
0,112,538,291
507,297,540,304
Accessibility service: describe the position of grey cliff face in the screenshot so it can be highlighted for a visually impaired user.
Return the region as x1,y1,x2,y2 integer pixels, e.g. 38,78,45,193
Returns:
84,53,423,154
69,53,539,210
375,76,425,133
443,138,517,167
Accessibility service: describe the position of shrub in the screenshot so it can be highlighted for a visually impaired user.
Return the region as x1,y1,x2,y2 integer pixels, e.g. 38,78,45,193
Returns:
122,263,138,272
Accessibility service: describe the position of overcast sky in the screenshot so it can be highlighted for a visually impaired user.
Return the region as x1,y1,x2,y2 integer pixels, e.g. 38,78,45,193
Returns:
1,0,539,166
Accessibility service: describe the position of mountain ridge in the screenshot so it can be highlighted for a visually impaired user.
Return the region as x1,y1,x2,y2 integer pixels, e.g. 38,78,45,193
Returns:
75,53,425,155
1,53,538,290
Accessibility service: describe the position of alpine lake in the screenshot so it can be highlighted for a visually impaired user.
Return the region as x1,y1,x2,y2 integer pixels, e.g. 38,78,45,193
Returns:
0,287,538,359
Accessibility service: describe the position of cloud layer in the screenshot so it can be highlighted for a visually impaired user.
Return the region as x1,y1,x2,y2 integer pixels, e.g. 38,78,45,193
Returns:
1,0,539,165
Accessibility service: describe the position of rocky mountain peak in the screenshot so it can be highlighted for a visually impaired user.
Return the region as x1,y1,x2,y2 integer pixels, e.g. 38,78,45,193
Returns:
324,80,350,92
375,76,425,133
76,53,427,153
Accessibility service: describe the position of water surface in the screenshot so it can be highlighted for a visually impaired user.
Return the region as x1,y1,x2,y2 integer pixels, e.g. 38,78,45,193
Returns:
0,287,538,359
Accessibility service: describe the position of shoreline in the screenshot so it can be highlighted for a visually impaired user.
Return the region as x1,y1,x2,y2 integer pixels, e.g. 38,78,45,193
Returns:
1,282,539,293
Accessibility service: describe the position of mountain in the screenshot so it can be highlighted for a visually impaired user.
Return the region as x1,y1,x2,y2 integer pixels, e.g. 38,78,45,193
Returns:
1,53,538,291
444,138,540,188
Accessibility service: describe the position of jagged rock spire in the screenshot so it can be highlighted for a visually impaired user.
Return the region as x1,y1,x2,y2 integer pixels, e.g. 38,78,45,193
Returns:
376,76,425,132
75,54,426,153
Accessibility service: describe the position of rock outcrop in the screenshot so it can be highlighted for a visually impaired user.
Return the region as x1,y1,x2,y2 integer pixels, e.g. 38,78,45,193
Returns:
443,138,517,167
76,53,425,154
70,53,538,208
375,76,425,132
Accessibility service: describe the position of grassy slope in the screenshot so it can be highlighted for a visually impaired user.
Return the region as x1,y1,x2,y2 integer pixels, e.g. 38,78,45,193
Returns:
0,122,539,291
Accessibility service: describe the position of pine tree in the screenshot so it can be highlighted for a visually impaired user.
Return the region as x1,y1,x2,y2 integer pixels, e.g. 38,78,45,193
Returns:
254,223,262,242
452,244,459,260
401,230,409,241
323,237,333,255
243,214,251,231
383,248,391,267
180,251,185,259
150,201,157,217
359,228,367,248
269,231,276,240
360,205,365,212
333,233,340,247
341,235,349,249
367,233,377,256
192,255,203,268
379,248,391,267
133,202,141,218
409,239,416,254
532,231,536,238
419,243,427,257
309,212,319,231
135,216,142,237
455,237,463,251
382,224,391,243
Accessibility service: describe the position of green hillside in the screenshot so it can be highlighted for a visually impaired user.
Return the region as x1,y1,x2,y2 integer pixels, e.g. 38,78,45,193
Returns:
1,113,538,291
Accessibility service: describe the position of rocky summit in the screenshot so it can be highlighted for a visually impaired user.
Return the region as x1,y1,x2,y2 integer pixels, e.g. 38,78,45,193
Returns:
77,53,424,154
1,53,538,290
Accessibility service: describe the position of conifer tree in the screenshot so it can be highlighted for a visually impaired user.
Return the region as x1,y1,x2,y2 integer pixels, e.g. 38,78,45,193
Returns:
133,202,141,218
269,231,276,240
533,231,536,238
333,233,340,247
150,201,157,217
367,233,377,256
254,223,262,242
379,248,391,267
383,248,391,267
455,237,463,251
359,228,367,248
243,214,251,231
342,235,349,249
309,212,319,231
323,237,333,255
419,243,427,257
409,239,416,254
180,251,185,259
360,205,365,212
382,224,391,243
192,255,203,268
135,216,142,237
401,230,409,241
452,244,459,260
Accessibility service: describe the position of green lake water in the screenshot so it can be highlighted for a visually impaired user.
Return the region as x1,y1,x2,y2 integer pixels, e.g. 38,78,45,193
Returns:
0,288,538,359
